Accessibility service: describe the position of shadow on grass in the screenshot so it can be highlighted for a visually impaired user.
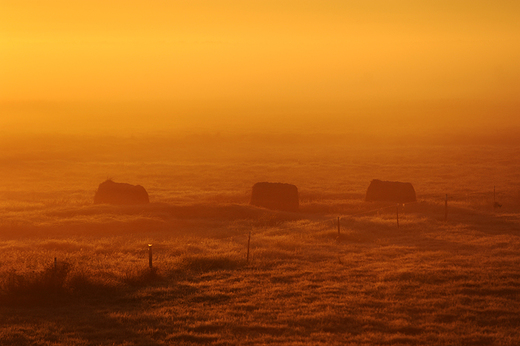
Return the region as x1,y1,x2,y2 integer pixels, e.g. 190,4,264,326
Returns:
0,261,166,306
178,254,244,274
123,266,163,287
0,297,164,346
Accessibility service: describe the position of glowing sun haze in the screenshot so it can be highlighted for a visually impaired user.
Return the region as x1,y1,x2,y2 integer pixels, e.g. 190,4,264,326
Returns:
1,0,519,137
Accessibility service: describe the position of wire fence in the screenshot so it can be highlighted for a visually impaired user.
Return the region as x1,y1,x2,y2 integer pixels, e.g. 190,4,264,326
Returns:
307,200,421,230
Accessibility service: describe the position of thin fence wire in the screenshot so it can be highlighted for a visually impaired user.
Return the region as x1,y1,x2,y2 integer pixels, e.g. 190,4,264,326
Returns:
309,200,420,227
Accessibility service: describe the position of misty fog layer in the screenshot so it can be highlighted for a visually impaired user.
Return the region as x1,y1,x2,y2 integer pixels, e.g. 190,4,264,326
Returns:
1,1,519,141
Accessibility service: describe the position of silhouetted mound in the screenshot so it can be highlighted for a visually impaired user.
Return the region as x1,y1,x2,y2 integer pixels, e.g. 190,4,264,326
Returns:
94,180,149,205
250,182,299,212
365,179,416,203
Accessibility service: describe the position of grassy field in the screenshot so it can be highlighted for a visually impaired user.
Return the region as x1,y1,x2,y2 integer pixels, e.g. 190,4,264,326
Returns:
1,135,519,345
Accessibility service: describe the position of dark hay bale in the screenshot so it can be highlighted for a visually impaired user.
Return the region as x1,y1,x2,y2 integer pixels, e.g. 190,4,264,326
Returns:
250,182,299,212
365,179,416,203
94,180,149,205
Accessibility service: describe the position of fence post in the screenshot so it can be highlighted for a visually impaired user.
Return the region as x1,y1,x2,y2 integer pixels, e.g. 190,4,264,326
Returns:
247,231,251,263
445,194,448,222
396,204,399,228
148,244,153,269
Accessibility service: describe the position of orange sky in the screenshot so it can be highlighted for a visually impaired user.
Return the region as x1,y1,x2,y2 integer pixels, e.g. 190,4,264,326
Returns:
1,1,519,136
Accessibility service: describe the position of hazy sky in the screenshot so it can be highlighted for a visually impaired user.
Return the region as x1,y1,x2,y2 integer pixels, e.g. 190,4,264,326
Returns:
1,1,519,135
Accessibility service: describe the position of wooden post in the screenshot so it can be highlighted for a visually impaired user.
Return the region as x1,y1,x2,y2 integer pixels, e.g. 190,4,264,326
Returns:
494,186,496,204
337,217,340,235
396,204,399,228
444,194,448,222
53,257,58,295
247,231,251,263
148,244,153,269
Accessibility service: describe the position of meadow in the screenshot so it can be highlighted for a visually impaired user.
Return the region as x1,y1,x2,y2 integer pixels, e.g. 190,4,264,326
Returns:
1,134,520,345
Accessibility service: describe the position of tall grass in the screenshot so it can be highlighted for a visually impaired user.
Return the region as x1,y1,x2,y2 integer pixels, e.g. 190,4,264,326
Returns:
1,139,519,344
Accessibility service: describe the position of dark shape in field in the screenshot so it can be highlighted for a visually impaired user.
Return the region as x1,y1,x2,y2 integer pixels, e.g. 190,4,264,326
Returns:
365,179,416,203
94,180,149,205
250,182,299,212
